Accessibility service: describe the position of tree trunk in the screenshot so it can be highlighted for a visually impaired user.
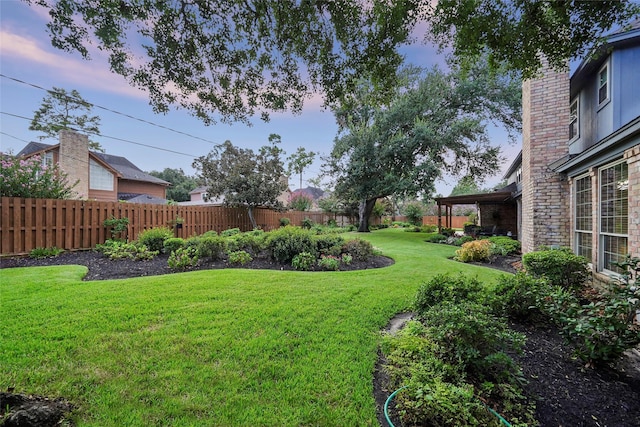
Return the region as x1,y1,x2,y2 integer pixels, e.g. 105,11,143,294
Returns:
247,206,258,230
357,198,377,232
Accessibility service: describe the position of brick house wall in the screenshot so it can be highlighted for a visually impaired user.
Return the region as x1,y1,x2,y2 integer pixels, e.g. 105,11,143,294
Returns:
625,144,640,257
521,64,571,253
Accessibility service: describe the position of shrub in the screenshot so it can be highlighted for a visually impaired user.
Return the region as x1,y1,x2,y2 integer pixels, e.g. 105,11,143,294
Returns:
103,216,129,241
288,193,314,211
168,247,199,270
341,253,353,265
421,224,437,233
422,302,525,383
487,272,549,321
440,227,454,237
314,234,345,257
487,236,521,255
454,239,492,262
0,153,77,199
95,240,158,260
317,255,340,271
279,217,290,226
227,250,252,265
220,228,241,237
453,235,474,246
301,217,314,229
403,226,422,232
291,252,316,271
341,238,374,261
196,235,227,260
29,247,64,258
163,237,186,254
522,247,590,292
403,202,424,226
424,233,447,243
414,274,484,316
226,232,266,254
137,226,173,252
267,226,316,262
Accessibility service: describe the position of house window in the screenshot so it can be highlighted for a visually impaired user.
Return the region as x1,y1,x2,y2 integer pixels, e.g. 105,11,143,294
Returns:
516,166,522,184
41,152,53,169
574,175,592,261
89,159,114,191
599,160,628,274
569,98,579,140
598,62,609,106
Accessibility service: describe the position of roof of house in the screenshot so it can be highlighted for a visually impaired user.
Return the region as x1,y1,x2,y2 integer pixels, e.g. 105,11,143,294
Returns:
16,141,170,186
291,186,325,200
435,182,517,206
118,193,168,205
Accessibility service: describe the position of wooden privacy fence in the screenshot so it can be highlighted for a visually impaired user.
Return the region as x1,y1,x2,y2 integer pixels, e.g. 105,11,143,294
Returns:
0,197,332,256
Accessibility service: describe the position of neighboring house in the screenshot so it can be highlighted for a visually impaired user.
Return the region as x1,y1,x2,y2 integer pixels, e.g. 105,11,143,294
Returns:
289,186,326,211
508,21,640,280
16,130,170,203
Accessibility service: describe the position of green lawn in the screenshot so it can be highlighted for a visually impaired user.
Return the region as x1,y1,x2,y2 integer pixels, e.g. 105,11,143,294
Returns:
0,228,507,426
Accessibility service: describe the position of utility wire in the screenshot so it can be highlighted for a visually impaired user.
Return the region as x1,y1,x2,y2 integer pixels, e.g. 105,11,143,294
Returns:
1,111,199,158
0,74,220,146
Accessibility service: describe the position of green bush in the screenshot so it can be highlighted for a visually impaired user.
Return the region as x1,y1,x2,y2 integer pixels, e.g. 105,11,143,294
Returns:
403,226,422,232
317,255,340,271
279,217,291,226
424,233,447,243
341,253,353,265
227,250,253,265
454,239,492,262
403,202,424,226
291,252,316,271
522,247,590,292
487,272,549,321
95,240,158,260
220,228,241,237
421,224,437,233
341,238,374,261
453,235,475,246
103,216,129,241
487,236,521,255
137,226,173,252
226,232,266,254
414,274,484,316
168,247,199,270
422,302,525,383
314,234,345,256
197,235,227,260
163,237,186,254
29,246,64,258
301,217,314,229
267,226,316,263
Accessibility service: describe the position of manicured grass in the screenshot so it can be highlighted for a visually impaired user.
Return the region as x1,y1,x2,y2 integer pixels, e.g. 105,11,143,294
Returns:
0,228,507,426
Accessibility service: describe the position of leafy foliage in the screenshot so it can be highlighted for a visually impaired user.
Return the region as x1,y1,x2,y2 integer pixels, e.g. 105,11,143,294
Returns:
522,248,590,292
227,250,252,265
163,237,186,254
0,153,77,199
29,87,103,151
403,202,424,226
267,226,316,263
29,247,64,259
288,192,313,211
487,236,521,256
168,247,199,270
103,216,129,241
454,239,492,262
148,168,199,202
341,238,374,261
95,240,158,260
287,147,317,190
193,136,287,229
414,274,484,316
291,252,316,271
317,255,340,271
195,236,227,260
137,227,174,252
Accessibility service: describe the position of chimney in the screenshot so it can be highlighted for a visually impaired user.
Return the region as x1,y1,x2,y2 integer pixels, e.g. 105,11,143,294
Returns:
59,130,89,199
520,61,571,253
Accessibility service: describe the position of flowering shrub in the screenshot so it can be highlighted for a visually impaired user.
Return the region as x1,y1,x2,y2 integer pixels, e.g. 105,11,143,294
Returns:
454,239,492,262
0,153,77,198
288,192,313,211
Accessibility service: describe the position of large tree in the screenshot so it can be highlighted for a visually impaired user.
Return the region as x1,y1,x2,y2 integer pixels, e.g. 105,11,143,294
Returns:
30,87,104,151
325,61,521,232
148,168,199,202
25,0,637,121
287,147,317,190
192,135,287,229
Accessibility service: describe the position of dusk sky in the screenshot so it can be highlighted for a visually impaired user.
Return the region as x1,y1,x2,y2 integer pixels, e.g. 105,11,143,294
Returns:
0,1,520,196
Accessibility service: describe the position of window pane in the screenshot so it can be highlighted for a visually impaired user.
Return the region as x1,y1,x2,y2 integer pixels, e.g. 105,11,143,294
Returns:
598,66,608,104
89,159,114,191
602,235,627,274
576,232,592,261
600,161,628,273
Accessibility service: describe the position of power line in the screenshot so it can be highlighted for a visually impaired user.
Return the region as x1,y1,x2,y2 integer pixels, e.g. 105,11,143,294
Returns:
1,111,199,158
0,74,220,146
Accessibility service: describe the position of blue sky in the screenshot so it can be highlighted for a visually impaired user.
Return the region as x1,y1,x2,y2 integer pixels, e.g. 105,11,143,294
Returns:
0,1,520,195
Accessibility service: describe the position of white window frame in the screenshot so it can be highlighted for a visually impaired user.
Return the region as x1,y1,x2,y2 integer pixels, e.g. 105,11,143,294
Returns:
573,173,592,263
569,97,579,141
597,61,610,107
598,159,628,274
41,152,53,169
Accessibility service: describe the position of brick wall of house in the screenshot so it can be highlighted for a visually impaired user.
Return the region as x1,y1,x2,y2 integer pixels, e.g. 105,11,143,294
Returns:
478,203,518,236
59,130,89,199
625,144,640,257
521,64,571,253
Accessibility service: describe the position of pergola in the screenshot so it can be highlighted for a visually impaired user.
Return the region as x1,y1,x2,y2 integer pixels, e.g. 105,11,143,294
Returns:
435,185,516,231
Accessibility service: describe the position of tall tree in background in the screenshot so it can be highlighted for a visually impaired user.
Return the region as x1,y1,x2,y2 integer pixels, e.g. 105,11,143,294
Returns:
325,61,521,232
30,87,104,152
148,168,200,202
449,176,483,197
287,147,317,190
193,135,287,229
26,0,636,121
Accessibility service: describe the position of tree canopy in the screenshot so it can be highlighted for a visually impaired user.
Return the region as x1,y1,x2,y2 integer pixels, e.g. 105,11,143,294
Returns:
287,147,317,190
30,87,104,151
147,168,200,202
192,135,287,229
325,61,521,231
25,0,637,121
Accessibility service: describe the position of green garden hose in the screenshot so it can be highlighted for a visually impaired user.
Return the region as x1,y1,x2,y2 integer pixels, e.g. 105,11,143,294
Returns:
383,385,513,427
